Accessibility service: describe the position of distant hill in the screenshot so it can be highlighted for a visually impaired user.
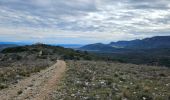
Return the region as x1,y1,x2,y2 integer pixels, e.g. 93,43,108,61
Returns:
80,36,170,52
0,42,32,51
109,36,170,49
80,43,115,52
0,44,102,62
79,36,170,67
109,40,141,48
0,44,18,51
0,42,84,49
55,44,83,49
79,43,132,53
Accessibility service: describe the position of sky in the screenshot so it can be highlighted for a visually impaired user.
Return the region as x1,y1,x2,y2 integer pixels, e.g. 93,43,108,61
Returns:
0,0,170,44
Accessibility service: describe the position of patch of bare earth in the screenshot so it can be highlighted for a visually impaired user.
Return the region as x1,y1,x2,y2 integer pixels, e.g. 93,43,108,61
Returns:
0,60,66,100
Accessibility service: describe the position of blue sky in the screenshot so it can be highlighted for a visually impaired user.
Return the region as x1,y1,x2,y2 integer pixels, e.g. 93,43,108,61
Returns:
0,0,170,44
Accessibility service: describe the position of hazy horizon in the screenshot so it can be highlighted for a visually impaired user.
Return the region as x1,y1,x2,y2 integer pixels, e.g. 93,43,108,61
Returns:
0,0,170,44
0,35,170,45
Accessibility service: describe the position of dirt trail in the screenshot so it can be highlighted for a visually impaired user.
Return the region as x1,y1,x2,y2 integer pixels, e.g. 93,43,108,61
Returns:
0,60,66,100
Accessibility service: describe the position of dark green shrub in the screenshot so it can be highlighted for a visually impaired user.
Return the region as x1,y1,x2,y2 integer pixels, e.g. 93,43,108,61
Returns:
17,90,23,95
0,83,8,90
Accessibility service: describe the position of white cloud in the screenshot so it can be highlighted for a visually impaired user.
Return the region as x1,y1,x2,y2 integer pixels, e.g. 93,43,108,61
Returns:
0,0,170,43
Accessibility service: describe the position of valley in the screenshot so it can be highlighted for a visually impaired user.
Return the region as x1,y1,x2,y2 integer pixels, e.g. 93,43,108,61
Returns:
80,36,170,67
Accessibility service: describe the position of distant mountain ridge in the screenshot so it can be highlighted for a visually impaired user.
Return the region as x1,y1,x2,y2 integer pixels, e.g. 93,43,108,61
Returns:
80,43,114,52
110,36,170,49
80,36,170,67
0,44,18,51
80,36,170,52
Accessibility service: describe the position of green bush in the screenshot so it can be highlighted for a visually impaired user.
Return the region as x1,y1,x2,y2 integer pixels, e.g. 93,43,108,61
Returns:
0,83,8,90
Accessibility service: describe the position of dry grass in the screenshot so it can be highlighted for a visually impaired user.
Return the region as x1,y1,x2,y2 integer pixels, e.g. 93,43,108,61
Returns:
0,59,54,90
54,61,170,100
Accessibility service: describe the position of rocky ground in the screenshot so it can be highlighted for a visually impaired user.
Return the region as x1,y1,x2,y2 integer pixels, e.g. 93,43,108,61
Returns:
54,61,170,100
0,60,66,100
0,60,170,100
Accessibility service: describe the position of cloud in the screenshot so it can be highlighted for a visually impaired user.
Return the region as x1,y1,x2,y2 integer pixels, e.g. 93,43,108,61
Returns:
0,0,170,43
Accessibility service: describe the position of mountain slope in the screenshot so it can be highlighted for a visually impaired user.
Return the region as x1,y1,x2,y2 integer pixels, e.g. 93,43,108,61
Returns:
1,44,98,61
0,44,17,51
80,43,115,52
79,36,170,67
80,36,170,52
109,36,170,49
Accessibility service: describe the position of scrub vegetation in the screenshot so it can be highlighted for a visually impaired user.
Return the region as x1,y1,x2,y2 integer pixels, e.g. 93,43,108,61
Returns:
54,61,170,100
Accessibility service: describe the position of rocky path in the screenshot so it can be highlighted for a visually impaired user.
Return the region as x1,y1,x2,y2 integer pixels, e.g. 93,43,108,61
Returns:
0,60,66,100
